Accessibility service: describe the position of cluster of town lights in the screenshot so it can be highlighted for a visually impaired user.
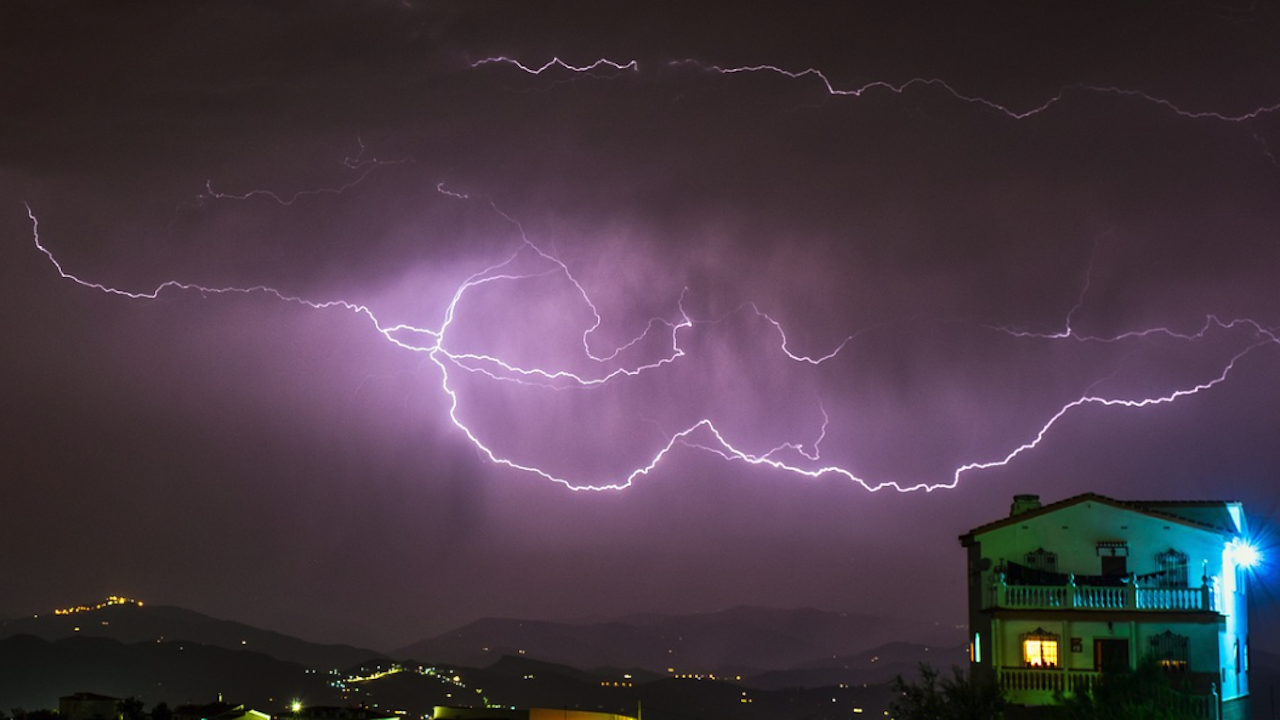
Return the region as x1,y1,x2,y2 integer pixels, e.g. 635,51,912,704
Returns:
51,596,143,616
327,664,490,708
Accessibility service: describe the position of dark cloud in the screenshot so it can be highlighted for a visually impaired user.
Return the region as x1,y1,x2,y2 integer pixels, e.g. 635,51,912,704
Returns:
4,1,1280,650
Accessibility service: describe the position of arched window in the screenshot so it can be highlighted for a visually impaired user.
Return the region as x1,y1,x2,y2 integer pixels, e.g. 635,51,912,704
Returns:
1025,548,1058,573
1022,628,1059,668
1156,549,1189,588
1149,630,1189,672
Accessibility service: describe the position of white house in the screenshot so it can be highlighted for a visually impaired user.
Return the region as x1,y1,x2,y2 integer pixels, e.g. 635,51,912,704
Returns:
959,493,1256,720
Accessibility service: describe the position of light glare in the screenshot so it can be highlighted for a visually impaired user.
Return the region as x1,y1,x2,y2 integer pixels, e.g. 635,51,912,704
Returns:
1230,538,1262,569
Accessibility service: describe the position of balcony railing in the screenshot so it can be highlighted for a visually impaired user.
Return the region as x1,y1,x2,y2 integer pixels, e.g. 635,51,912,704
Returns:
989,579,1218,612
1001,667,1099,695
998,668,1213,718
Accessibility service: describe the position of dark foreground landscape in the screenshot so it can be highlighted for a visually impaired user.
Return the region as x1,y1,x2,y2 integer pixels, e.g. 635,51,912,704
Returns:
1,600,968,719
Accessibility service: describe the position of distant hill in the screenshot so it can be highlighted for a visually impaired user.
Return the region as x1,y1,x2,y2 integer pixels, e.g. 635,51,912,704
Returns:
0,634,342,710
343,653,898,720
393,605,964,677
0,602,384,671
0,634,901,720
0,601,959,716
744,640,968,689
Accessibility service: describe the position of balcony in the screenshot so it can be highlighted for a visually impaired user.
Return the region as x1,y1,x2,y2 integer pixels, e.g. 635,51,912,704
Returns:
988,579,1218,612
1001,666,1099,695
998,668,1213,717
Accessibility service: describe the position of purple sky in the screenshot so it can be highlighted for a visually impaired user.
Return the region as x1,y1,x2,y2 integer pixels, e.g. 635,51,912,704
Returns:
4,1,1280,652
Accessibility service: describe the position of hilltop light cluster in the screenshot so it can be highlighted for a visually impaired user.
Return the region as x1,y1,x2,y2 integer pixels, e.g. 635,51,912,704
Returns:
49,596,143,617
331,663,493,707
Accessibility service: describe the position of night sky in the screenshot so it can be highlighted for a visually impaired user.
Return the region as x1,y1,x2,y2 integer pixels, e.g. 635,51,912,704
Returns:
5,1,1280,653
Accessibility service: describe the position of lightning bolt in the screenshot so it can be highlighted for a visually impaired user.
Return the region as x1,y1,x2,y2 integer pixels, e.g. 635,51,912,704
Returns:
190,139,411,207
26,187,1279,493
24,59,1280,493
473,55,1280,122
470,56,639,76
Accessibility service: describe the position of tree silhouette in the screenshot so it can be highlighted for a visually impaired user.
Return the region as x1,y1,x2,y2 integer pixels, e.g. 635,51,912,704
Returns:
890,663,1006,720
117,699,144,720
1056,657,1204,720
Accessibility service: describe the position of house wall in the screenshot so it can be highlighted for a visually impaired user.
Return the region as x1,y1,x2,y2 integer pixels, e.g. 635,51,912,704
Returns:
994,617,1220,674
966,542,996,686
1219,540,1250,700
975,500,1226,586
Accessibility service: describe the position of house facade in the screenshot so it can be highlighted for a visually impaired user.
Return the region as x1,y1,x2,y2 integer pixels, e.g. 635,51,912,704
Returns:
959,493,1254,720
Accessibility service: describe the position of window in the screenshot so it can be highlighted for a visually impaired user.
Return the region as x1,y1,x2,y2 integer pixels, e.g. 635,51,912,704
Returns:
1155,549,1189,588
1149,630,1189,672
1025,548,1058,573
1022,628,1059,668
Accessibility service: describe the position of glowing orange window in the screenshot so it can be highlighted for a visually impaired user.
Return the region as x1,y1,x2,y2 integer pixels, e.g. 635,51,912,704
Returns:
1023,629,1059,668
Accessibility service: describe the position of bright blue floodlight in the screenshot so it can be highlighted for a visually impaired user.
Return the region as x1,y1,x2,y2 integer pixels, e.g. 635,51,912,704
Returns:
1229,538,1262,570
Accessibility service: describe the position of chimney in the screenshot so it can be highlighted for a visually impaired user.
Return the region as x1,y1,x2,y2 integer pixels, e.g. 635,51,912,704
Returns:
1010,494,1041,516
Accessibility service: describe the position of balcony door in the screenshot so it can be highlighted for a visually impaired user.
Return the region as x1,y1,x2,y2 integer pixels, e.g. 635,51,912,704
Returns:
1100,554,1127,578
1095,639,1130,673
1097,541,1128,581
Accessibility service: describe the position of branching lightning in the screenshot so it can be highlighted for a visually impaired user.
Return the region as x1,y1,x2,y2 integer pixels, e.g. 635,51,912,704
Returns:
193,140,411,206
25,57,1280,493
475,55,1280,122
471,56,638,76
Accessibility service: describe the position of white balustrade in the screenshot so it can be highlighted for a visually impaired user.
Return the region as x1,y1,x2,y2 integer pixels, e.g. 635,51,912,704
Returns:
1000,667,1098,694
999,668,1212,717
990,577,1218,612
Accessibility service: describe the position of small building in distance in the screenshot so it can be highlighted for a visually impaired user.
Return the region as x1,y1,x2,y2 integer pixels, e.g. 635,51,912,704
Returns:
60,692,122,720
173,701,269,720
960,493,1257,720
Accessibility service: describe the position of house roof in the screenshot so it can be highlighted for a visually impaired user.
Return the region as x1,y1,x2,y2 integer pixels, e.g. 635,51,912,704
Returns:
958,492,1243,546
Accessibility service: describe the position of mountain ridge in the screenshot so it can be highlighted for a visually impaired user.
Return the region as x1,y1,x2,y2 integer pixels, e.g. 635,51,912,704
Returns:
0,602,385,671
0,633,342,709
393,604,964,675
0,600,964,685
